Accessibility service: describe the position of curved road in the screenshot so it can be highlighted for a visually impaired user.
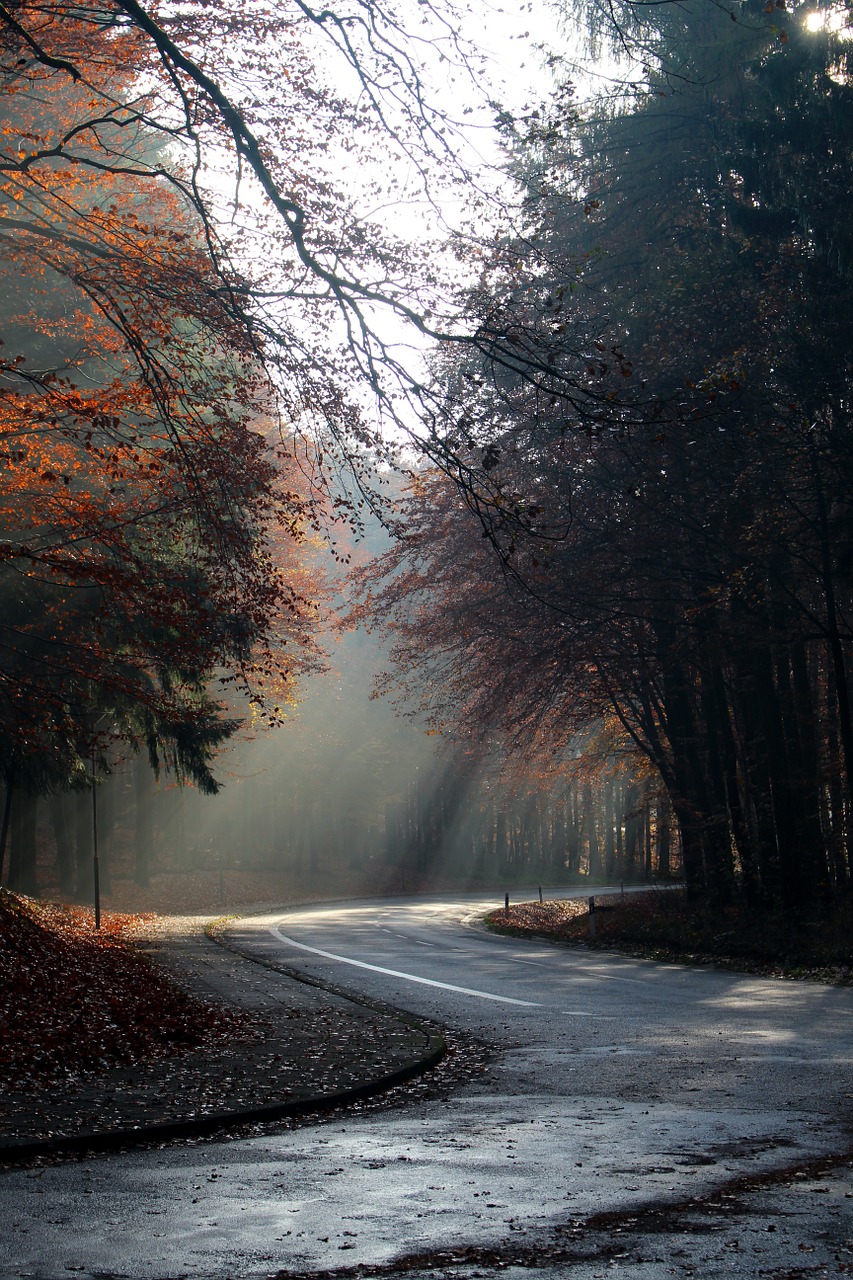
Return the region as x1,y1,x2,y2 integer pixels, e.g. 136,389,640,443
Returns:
2,888,852,1279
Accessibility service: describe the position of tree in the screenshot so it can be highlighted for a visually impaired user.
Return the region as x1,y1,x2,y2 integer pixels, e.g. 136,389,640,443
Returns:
352,466,667,883
358,0,853,914
0,0,494,473
0,8,327,885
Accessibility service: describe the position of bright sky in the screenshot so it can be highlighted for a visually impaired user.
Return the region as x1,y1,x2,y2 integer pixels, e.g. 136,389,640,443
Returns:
189,0,571,447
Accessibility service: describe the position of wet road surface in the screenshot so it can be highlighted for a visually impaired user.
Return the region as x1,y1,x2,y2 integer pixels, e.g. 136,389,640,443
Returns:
2,889,852,1278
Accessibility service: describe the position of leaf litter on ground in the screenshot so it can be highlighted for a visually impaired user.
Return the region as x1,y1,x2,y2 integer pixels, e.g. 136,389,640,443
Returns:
0,889,260,1093
485,888,853,984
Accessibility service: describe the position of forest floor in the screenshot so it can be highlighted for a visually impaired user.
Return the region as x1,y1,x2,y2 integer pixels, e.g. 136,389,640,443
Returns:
0,867,525,1112
485,887,853,985
0,891,260,1094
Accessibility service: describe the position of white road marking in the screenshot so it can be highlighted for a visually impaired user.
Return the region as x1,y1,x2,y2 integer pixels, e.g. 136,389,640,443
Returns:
560,1010,616,1019
270,926,542,1007
567,970,648,986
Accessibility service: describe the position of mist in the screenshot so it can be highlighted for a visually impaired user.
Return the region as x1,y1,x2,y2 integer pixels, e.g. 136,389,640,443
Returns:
4,603,670,917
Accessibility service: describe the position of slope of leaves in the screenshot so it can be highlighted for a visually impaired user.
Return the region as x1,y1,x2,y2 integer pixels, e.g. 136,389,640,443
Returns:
486,891,853,983
0,890,255,1088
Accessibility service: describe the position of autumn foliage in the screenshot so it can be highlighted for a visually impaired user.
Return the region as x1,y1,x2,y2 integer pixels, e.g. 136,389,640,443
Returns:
0,2,322,799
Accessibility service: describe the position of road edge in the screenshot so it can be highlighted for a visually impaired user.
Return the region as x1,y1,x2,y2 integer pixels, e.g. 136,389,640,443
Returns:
0,914,446,1166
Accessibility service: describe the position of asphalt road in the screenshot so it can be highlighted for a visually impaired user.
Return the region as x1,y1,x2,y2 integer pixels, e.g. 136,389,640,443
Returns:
2,888,853,1279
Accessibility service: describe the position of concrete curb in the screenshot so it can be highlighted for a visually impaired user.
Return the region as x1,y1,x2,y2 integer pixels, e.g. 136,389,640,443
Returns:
0,917,446,1165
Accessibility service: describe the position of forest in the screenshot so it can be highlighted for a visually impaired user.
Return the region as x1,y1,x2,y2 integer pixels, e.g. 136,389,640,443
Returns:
0,0,851,924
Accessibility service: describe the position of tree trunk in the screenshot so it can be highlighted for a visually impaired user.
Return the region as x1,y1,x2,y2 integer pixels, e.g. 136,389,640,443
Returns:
658,632,729,903
655,791,671,877
779,639,828,901
51,793,75,897
750,640,807,912
134,756,153,888
551,800,566,874
9,792,38,896
96,775,116,895
585,783,601,879
813,446,853,864
707,656,758,906
0,777,13,883
603,779,617,879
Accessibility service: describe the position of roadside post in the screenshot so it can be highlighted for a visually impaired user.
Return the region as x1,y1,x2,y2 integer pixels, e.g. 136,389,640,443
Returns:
589,895,596,939
504,892,510,918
